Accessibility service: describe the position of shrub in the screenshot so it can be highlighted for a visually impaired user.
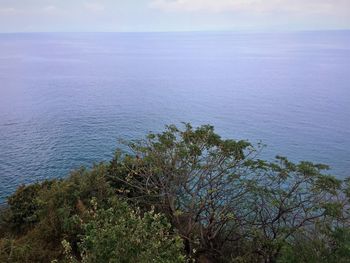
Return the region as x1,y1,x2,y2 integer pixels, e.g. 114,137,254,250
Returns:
0,163,114,262
78,198,186,263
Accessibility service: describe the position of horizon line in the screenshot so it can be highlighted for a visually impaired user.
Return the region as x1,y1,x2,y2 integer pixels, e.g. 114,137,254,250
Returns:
1,28,350,34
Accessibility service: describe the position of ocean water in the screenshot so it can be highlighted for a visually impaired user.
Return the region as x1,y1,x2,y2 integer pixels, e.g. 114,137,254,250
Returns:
0,31,350,203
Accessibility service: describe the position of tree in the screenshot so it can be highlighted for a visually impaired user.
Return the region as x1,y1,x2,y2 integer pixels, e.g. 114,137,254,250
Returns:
108,124,348,262
108,124,258,260
236,157,346,262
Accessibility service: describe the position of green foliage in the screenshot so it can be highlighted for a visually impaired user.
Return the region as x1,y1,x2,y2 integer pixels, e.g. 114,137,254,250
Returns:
5,182,49,234
108,124,350,263
278,227,350,263
0,163,114,262
0,238,32,262
79,198,185,263
0,123,349,263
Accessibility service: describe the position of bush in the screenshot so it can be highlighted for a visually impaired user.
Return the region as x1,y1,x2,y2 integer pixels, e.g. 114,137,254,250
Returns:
78,198,185,263
0,163,114,262
5,182,49,234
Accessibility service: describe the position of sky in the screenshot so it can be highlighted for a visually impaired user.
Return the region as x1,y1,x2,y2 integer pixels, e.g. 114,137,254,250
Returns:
0,0,349,32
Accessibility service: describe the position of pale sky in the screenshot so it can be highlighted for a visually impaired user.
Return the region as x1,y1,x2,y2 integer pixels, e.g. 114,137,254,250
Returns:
0,0,349,32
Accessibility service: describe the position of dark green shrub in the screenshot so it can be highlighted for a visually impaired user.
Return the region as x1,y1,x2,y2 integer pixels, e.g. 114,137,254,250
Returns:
0,163,115,262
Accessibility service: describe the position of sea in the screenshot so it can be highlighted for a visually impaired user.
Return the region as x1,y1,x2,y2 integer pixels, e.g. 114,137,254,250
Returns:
0,31,349,203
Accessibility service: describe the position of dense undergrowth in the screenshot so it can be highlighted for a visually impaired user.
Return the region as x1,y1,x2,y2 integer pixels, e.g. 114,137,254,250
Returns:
0,124,349,263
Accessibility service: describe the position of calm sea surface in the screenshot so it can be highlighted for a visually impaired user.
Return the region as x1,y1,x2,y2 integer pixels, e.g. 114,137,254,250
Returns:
0,31,350,203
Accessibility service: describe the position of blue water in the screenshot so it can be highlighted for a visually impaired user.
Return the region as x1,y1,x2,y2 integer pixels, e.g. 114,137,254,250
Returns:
0,31,350,203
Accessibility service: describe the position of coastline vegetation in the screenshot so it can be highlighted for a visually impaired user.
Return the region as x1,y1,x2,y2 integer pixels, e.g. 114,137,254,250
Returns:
0,124,349,263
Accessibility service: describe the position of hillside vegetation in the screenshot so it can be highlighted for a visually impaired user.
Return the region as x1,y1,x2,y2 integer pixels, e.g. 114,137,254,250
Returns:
1,124,349,263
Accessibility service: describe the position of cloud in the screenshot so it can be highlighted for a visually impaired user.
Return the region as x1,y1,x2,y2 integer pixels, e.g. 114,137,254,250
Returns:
84,2,105,12
150,0,255,12
150,0,350,15
0,0,349,32
43,5,57,11
42,5,61,14
0,7,18,15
